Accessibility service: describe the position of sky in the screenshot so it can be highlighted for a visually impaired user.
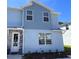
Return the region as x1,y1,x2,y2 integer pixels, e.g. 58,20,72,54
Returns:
7,0,71,23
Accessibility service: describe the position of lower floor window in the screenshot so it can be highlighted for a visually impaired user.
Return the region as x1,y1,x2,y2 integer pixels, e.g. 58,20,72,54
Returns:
39,33,52,45
39,39,45,44
46,39,52,44
27,16,32,20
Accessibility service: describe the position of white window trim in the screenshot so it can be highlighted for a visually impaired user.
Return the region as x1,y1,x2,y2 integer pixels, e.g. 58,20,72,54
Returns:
39,33,45,45
11,32,20,48
42,12,49,23
25,10,34,22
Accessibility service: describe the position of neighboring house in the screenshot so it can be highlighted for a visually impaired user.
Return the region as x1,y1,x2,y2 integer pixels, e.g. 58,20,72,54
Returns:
7,1,64,54
60,23,71,46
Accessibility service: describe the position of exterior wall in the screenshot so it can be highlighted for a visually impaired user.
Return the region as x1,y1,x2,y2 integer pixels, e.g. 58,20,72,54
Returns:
7,2,64,54
7,8,22,28
23,29,64,54
7,2,59,29
51,16,59,29
22,2,59,29
7,29,23,54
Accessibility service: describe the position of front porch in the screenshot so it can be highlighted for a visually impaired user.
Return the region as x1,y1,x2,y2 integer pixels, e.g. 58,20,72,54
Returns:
7,28,24,54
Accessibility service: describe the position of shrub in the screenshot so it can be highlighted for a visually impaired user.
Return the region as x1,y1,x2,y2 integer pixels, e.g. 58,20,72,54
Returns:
64,45,71,55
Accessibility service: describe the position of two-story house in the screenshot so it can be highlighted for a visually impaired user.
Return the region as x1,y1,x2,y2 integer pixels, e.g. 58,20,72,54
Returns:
7,1,64,54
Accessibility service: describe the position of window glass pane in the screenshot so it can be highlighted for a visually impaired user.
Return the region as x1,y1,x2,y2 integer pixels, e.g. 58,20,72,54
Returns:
39,37,44,39
27,11,32,15
27,16,32,20
44,17,49,21
44,12,48,16
46,39,52,44
39,33,45,44
46,33,51,39
39,39,45,44
14,34,18,42
46,33,52,44
13,42,18,46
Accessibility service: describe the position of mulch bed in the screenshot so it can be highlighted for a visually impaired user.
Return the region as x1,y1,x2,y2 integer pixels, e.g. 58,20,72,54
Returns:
22,52,68,59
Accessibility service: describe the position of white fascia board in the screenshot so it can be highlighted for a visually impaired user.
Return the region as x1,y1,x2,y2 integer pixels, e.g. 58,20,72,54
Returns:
7,28,24,30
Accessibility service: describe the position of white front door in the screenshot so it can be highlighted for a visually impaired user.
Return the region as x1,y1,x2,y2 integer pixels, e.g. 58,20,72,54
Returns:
11,32,20,52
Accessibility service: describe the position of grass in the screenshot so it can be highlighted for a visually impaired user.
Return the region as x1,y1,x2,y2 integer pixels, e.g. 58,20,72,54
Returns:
64,45,71,55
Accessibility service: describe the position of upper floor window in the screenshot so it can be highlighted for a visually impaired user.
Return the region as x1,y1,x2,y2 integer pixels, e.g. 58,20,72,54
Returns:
43,12,49,22
27,10,32,20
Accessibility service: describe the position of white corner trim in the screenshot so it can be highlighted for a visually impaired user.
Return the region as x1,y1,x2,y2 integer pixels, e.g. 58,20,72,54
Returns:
22,29,24,54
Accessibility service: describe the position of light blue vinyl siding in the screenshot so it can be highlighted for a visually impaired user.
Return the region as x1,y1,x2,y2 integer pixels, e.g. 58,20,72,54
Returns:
23,2,53,29
7,2,59,29
23,29,64,53
7,8,22,28
7,2,64,54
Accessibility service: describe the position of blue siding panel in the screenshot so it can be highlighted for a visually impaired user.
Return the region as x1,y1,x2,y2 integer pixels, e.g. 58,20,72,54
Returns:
7,8,22,27
23,3,53,29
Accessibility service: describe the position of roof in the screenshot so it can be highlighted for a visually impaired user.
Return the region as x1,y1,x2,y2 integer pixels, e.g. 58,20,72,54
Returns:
8,1,59,16
7,7,22,11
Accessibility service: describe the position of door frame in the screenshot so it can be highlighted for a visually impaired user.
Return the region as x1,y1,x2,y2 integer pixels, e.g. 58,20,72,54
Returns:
7,28,24,54
11,32,20,52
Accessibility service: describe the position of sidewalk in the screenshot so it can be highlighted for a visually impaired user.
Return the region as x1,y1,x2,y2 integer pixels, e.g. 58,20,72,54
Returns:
7,55,22,59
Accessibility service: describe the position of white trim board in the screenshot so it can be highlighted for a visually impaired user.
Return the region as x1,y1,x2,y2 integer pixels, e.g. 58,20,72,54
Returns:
7,28,23,30
11,32,20,52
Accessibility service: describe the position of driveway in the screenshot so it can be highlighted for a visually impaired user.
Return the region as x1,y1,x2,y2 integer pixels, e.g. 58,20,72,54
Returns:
7,55,22,59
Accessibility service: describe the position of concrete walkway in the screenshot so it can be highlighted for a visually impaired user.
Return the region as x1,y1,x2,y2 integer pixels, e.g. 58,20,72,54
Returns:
7,55,22,59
